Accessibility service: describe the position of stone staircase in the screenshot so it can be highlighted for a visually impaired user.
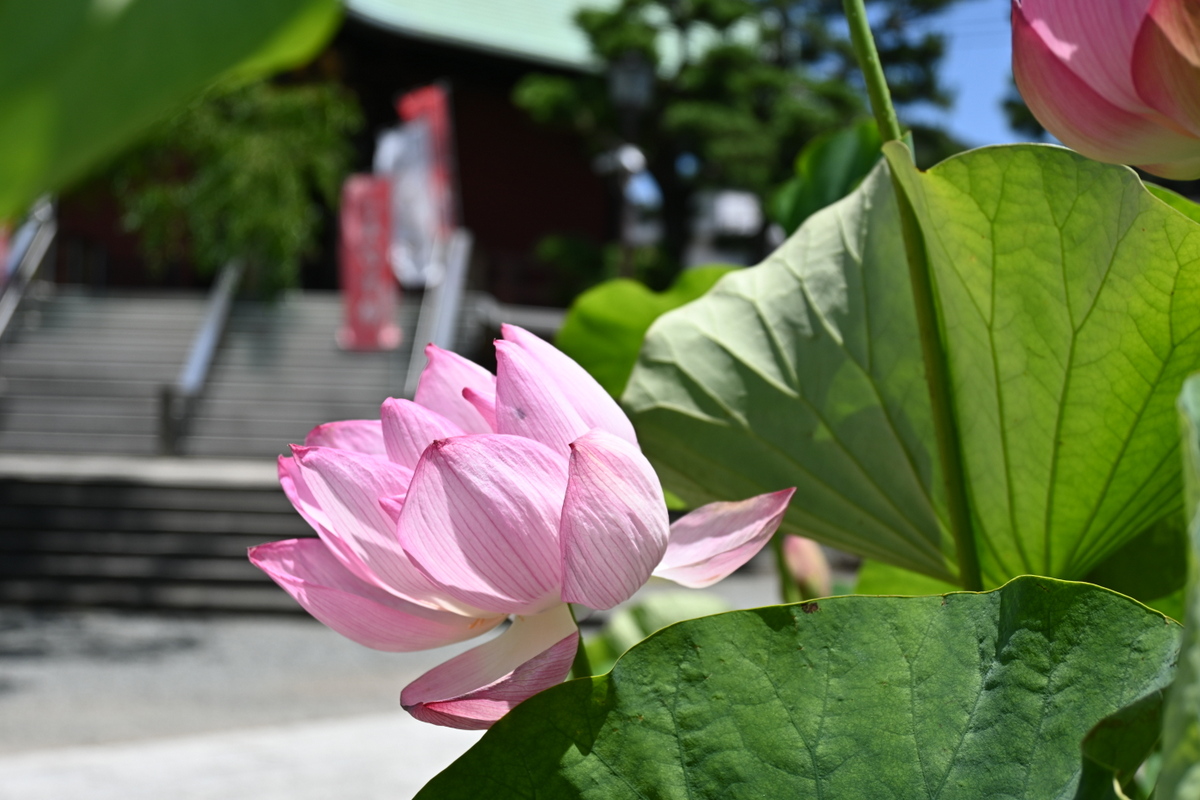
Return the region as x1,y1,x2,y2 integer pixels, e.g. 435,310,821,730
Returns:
0,286,428,612
0,457,304,611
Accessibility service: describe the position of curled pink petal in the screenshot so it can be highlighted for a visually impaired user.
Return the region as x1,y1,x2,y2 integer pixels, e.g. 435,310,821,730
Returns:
414,345,496,434
494,339,589,454
250,539,504,651
560,430,669,610
303,420,387,456
398,435,569,615
654,488,795,588
1013,1,1200,168
501,324,638,445
380,398,465,469
401,603,578,729
462,386,498,431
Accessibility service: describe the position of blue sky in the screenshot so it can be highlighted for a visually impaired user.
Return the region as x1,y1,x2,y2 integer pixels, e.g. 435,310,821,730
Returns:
914,0,1023,147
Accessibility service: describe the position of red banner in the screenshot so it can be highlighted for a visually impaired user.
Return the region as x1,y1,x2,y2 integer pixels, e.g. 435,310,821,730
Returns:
397,84,456,240
337,175,401,351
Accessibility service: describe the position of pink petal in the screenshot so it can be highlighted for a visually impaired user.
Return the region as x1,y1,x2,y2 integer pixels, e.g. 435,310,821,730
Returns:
1016,0,1153,114
494,339,589,454
1133,1,1200,140
501,324,638,445
654,488,795,588
413,345,496,434
250,538,504,651
1013,0,1200,168
380,398,465,469
560,430,669,610
303,420,386,456
398,435,569,615
401,603,578,729
279,454,379,586
294,445,460,610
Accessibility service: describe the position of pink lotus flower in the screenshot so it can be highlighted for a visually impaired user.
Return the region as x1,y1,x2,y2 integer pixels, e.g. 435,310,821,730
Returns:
249,324,793,729
1012,0,1200,179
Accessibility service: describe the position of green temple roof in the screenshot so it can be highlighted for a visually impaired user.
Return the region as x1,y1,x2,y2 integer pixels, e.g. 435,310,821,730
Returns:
345,0,605,69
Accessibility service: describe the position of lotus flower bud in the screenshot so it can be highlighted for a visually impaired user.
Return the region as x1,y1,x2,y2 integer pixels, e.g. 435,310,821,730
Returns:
782,534,832,600
1012,0,1200,179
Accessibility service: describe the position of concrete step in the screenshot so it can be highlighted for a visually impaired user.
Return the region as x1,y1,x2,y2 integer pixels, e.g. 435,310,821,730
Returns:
0,480,295,513
0,580,297,612
0,430,160,455
0,505,306,537
0,457,310,612
0,529,279,558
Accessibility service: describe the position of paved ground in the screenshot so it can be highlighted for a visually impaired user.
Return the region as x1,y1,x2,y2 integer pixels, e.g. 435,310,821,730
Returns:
0,576,783,799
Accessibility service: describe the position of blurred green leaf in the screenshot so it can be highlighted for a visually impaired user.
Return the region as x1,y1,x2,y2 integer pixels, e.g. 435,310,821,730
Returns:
770,119,881,234
0,0,340,219
583,591,731,675
555,266,735,397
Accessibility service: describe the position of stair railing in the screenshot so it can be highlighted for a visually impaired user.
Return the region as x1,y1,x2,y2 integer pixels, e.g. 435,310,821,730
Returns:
159,260,243,455
0,197,57,346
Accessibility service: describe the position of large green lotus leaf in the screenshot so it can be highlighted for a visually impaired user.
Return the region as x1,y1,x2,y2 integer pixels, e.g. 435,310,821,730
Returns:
418,577,1180,799
884,143,1200,584
627,144,1200,586
555,266,734,397
625,161,956,580
0,0,339,219
1159,375,1200,797
858,515,1188,620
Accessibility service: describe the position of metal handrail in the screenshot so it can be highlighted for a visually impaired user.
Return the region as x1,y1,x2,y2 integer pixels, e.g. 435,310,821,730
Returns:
0,197,56,345
159,260,243,455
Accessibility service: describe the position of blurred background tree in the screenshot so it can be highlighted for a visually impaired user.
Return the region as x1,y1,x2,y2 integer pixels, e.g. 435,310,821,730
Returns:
106,79,362,296
514,0,967,286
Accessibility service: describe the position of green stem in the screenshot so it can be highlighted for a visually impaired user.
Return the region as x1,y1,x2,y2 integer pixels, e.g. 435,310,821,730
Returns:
842,0,901,143
841,0,983,591
771,533,803,604
568,605,594,679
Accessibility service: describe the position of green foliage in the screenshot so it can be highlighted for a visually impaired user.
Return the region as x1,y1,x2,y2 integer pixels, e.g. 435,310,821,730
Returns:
626,145,1200,590
420,578,1180,799
555,266,735,396
770,118,882,233
109,79,362,294
512,0,963,266
0,0,340,221
886,143,1200,584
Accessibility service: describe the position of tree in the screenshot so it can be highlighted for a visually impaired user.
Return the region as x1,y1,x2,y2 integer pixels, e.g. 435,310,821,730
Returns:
514,0,965,278
108,78,362,295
